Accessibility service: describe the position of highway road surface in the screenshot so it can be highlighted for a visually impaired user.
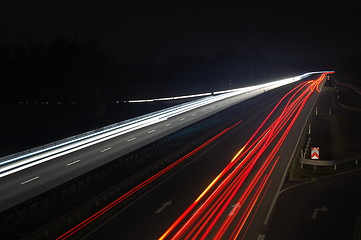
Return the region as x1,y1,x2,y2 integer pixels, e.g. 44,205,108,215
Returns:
0,89,264,212
53,72,334,239
268,169,361,240
0,73,323,212
267,82,361,240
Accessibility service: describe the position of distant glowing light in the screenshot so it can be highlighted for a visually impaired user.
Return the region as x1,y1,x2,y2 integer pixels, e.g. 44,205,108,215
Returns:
158,73,332,239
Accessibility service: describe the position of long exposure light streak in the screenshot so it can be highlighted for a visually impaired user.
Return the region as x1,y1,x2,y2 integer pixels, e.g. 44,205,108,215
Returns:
55,120,243,240
159,72,334,240
1,72,327,178
55,72,333,240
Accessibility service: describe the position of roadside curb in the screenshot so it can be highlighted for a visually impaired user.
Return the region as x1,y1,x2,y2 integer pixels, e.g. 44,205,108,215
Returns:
280,167,361,195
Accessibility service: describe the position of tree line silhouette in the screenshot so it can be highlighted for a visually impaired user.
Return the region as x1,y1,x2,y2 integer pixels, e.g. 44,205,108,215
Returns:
1,37,360,156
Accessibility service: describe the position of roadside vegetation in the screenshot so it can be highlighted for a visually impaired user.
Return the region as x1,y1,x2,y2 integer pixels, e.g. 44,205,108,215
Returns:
288,80,361,182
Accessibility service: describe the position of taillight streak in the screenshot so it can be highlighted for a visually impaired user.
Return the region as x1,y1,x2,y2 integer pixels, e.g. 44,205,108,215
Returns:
214,156,279,240
159,74,329,239
55,122,238,240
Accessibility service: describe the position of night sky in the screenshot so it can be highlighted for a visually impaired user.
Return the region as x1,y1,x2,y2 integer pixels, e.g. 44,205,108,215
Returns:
3,5,361,240
1,3,361,161
1,3,361,64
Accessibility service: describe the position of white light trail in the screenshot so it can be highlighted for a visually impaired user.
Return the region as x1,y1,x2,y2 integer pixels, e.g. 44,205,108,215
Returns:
0,71,333,178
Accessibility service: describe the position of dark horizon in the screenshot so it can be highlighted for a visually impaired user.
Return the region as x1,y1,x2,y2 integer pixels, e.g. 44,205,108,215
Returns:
1,4,361,65
1,4,361,156
2,5,361,240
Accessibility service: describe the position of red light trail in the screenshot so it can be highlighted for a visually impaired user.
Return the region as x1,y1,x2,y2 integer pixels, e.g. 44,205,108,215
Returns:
56,72,333,240
55,119,243,240
159,72,333,240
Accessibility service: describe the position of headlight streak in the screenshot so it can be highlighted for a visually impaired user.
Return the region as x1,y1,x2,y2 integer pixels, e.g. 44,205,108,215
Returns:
127,71,331,103
8,72,329,239
0,88,258,177
0,92,222,168
1,72,322,178
159,73,333,240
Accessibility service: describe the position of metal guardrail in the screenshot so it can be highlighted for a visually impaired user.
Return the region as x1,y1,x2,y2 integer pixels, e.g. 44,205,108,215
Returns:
300,154,361,170
0,95,215,163
1,87,253,166
0,71,331,164
334,83,361,112
335,80,361,96
337,100,361,113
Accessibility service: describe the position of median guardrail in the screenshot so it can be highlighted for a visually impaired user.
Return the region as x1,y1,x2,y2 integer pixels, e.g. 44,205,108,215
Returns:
0,71,332,167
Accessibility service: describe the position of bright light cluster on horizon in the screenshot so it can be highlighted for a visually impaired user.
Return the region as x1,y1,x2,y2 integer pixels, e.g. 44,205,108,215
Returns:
0,71,334,179
126,71,333,103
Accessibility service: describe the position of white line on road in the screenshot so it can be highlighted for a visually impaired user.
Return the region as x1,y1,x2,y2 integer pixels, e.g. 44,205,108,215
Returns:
202,109,206,112
191,113,196,116
228,203,241,216
154,200,172,214
165,123,172,127
311,206,328,220
148,129,156,133
100,147,112,153
264,89,323,226
66,159,81,166
21,176,39,185
257,235,266,240
81,128,227,240
179,118,185,121
127,137,136,142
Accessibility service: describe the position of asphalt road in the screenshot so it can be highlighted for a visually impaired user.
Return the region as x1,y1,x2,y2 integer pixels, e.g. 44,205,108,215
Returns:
267,83,361,240
0,85,274,212
268,169,361,240
81,76,325,239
